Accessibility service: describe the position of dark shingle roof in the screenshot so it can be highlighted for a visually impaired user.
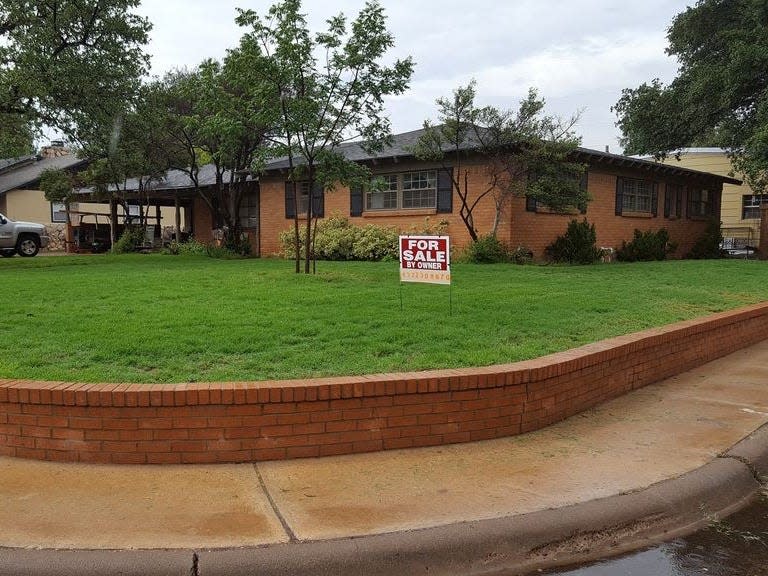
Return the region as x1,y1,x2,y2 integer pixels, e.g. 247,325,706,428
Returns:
260,127,741,185
0,154,87,194
262,127,482,171
74,127,742,195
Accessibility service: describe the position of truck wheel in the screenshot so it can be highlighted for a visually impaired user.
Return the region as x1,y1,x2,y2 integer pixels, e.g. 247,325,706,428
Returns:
1,250,15,258
16,234,40,257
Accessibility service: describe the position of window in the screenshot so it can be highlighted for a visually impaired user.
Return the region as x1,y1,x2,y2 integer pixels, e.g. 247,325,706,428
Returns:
618,178,655,213
742,194,768,220
284,181,324,218
239,192,259,229
366,171,437,211
688,189,713,218
664,184,683,219
296,182,310,214
51,202,67,223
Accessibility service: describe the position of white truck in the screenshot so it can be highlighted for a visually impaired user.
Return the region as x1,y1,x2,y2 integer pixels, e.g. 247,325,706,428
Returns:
0,213,49,257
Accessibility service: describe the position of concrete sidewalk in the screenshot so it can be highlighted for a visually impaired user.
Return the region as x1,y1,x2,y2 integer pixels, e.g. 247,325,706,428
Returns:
1,341,768,574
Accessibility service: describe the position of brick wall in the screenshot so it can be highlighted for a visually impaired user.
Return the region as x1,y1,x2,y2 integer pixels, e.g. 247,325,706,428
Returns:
1,303,766,465
258,159,721,259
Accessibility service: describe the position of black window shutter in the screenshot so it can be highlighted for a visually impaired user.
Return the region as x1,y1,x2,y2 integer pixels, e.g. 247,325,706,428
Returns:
285,181,296,219
651,183,658,217
525,195,538,212
350,185,363,217
312,182,324,218
664,185,671,218
437,168,453,213
615,177,624,215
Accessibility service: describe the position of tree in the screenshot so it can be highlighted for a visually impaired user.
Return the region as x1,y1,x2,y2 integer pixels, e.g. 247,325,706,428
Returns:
414,82,586,242
613,0,768,192
0,0,151,155
236,0,413,273
39,168,76,227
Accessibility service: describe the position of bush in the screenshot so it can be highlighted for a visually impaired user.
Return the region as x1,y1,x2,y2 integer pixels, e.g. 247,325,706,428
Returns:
616,228,676,262
163,239,209,256
113,226,146,254
279,215,399,262
545,219,601,264
351,225,399,261
686,219,724,259
510,245,534,265
463,234,509,263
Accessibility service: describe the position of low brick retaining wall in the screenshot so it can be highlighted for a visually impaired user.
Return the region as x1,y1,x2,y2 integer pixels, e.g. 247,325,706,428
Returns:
2,302,767,465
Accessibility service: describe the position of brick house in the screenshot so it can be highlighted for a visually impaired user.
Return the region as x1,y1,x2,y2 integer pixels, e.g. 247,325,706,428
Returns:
188,128,740,259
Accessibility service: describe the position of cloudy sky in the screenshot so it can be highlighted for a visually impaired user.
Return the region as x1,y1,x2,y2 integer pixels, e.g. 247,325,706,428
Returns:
135,0,692,153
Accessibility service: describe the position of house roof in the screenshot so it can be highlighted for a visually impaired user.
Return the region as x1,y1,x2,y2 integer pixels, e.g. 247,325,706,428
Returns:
0,154,88,195
114,163,254,193
0,155,37,174
74,128,742,198
260,127,742,185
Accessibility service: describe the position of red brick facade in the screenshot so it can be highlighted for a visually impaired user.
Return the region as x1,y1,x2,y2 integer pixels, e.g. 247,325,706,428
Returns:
192,156,724,259
1,303,766,465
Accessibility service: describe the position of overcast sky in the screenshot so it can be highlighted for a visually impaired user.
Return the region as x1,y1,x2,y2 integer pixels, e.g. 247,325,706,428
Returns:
135,0,692,153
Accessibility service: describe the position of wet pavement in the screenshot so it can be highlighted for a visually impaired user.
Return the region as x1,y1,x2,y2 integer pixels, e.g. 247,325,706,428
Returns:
546,491,768,576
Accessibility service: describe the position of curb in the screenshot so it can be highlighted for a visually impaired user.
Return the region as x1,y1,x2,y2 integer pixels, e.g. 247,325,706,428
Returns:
1,424,766,576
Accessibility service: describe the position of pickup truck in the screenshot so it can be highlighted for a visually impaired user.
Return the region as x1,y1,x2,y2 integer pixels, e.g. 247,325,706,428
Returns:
0,212,50,257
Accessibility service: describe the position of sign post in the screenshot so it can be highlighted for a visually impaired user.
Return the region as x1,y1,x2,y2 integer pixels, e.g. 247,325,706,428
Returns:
398,235,452,313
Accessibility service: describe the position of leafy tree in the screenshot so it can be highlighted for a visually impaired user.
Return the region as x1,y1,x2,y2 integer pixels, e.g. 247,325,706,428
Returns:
613,0,768,192
236,0,414,273
414,82,586,242
39,168,76,226
78,80,184,243
0,114,35,157
0,0,151,154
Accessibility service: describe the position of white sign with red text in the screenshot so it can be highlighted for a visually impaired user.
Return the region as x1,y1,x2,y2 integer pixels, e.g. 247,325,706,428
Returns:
399,235,451,285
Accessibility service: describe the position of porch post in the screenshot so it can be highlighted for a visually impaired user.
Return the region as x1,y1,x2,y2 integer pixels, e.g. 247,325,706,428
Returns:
759,205,768,260
109,196,118,251
174,194,181,243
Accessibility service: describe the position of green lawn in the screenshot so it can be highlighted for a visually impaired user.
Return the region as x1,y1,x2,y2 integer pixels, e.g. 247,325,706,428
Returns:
0,254,766,384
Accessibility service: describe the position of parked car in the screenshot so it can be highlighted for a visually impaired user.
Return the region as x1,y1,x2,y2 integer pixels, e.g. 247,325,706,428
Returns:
0,212,50,257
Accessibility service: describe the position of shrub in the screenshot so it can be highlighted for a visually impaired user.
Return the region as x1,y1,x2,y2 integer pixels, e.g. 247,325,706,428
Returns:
163,239,209,256
686,219,724,259
312,216,359,260
113,226,146,254
616,228,676,262
510,245,534,265
545,219,601,264
279,215,399,262
463,234,509,263
352,225,399,261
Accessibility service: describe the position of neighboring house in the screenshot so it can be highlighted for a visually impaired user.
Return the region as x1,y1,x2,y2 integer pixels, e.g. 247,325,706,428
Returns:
646,148,759,248
84,128,740,259
0,144,89,251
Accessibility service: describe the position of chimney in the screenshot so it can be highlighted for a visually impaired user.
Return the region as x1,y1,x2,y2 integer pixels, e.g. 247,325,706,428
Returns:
605,145,610,154
40,141,68,158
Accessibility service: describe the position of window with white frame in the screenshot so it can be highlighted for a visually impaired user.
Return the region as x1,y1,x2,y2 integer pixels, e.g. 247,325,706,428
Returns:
742,194,767,220
619,178,654,213
367,171,437,211
50,202,67,223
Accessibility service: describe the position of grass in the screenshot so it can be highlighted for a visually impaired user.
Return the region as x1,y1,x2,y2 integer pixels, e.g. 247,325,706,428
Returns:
0,254,767,384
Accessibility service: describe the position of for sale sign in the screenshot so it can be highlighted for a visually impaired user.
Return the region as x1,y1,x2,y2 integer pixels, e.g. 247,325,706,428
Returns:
399,235,451,285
